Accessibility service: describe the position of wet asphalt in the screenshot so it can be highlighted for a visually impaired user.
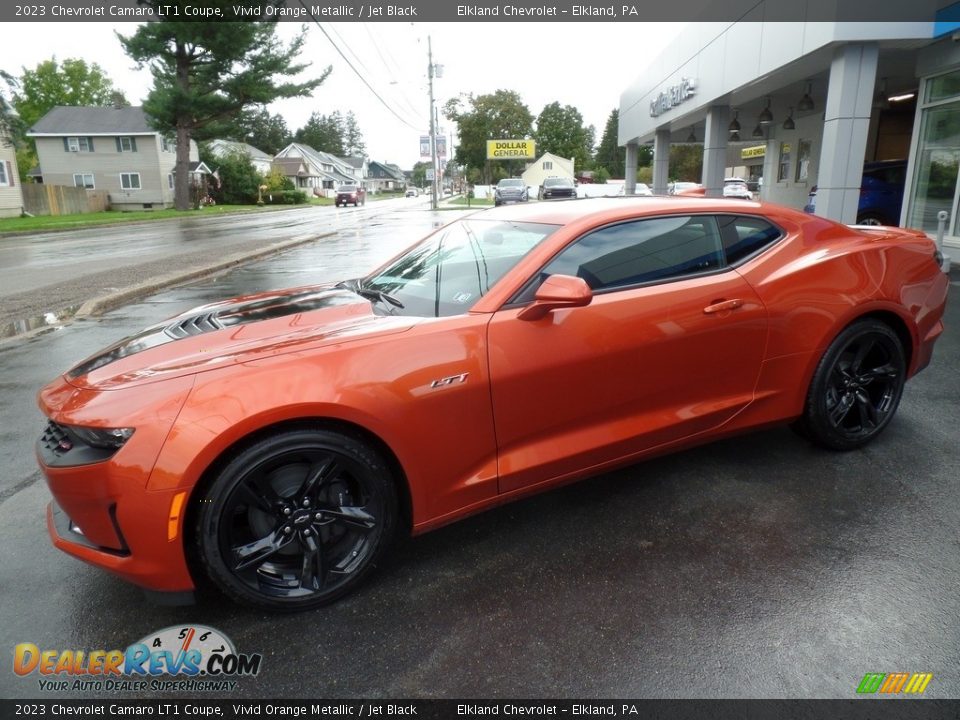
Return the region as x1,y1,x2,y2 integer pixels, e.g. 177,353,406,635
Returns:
0,207,958,700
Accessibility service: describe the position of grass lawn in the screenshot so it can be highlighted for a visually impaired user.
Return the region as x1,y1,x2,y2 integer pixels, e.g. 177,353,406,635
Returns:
447,196,494,207
0,203,309,235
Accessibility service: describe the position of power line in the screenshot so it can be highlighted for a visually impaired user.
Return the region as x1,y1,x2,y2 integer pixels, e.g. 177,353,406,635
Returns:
297,3,423,132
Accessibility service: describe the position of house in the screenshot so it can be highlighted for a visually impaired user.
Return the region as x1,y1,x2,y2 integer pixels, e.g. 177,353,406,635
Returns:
342,155,368,184
366,160,407,193
27,105,199,211
274,143,359,196
206,139,273,175
521,152,575,191
0,101,24,218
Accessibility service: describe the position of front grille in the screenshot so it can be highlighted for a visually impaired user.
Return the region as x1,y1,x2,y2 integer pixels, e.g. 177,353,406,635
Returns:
37,420,122,468
40,420,73,458
165,312,223,339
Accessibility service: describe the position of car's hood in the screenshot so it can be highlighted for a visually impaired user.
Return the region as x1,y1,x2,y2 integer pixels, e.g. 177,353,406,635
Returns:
65,283,418,390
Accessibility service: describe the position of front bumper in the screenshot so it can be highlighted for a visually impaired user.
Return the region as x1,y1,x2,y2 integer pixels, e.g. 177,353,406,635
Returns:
36,374,197,595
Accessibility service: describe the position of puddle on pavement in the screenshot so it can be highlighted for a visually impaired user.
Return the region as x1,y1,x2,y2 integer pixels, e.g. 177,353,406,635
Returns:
0,305,81,340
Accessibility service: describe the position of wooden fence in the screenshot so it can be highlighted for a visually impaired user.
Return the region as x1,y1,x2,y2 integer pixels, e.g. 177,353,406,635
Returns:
22,185,110,216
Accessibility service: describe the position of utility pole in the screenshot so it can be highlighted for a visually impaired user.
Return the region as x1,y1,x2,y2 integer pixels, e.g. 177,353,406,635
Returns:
428,36,438,211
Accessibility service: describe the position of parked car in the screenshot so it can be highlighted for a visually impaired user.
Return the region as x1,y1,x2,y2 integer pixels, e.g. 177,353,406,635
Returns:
669,181,704,195
335,184,366,207
36,197,948,610
494,178,528,206
538,177,577,201
405,187,419,198
723,178,753,200
803,160,907,226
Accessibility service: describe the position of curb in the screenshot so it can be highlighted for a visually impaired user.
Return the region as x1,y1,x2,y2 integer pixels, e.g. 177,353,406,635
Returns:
75,231,336,318
0,232,334,345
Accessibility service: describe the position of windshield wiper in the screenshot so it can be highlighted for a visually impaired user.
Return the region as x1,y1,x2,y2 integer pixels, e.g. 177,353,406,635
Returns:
336,280,405,309
355,287,405,309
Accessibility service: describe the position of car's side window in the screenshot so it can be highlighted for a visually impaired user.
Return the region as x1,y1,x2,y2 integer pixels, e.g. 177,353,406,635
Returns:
534,215,725,294
716,215,782,265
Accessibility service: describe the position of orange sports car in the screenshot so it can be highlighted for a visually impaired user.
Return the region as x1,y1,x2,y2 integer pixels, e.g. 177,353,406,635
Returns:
36,197,948,611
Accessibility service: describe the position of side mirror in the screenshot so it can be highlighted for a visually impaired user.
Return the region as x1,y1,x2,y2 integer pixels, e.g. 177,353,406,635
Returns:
517,274,593,321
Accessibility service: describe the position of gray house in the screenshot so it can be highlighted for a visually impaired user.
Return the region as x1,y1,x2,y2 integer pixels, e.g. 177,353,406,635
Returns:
28,106,198,211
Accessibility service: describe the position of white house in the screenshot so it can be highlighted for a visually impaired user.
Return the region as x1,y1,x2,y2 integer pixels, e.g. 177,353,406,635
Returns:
206,139,273,175
522,152,575,191
0,122,23,218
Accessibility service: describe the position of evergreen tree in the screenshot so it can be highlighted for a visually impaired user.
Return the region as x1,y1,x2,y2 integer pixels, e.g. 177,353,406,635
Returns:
119,7,329,210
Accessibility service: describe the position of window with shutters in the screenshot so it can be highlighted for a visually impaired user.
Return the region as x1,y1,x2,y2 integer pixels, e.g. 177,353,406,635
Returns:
66,137,91,152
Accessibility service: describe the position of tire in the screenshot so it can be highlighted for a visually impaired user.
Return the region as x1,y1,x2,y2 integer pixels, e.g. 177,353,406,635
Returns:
797,319,906,451
196,426,398,611
856,213,888,226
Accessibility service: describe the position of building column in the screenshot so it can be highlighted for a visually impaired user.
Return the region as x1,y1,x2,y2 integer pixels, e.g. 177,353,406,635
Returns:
815,43,879,224
625,142,638,195
702,105,730,197
653,129,671,195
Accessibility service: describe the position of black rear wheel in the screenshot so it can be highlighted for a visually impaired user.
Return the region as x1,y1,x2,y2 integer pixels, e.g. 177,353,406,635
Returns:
798,320,906,450
196,427,398,611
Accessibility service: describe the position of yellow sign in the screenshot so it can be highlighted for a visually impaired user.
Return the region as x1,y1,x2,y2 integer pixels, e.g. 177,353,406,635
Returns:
487,139,536,160
741,145,766,159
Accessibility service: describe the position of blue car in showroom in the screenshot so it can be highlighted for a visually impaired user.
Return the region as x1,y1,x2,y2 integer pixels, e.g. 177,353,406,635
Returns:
804,160,907,226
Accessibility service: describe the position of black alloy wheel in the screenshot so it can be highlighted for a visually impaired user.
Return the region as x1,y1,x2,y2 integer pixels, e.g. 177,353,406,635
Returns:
197,427,398,611
799,320,906,450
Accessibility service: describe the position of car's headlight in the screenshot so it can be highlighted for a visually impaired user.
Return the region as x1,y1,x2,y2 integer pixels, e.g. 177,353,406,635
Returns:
65,425,135,449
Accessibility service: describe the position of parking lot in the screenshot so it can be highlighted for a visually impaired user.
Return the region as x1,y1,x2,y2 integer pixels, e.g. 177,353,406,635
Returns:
1,207,958,700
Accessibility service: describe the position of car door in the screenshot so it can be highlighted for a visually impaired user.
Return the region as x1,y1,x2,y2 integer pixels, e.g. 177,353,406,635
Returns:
486,214,768,494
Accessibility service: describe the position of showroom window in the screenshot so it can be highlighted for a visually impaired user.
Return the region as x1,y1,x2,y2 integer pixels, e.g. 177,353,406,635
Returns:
534,215,724,293
907,68,960,237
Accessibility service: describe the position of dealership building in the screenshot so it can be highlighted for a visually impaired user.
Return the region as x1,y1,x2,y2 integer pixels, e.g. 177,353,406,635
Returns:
618,9,960,249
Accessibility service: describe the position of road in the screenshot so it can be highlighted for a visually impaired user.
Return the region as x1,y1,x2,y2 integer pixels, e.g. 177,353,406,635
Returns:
0,208,958,699
0,196,436,335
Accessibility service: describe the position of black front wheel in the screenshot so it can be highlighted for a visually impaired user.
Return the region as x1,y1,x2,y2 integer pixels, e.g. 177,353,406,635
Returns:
196,427,398,611
797,320,906,450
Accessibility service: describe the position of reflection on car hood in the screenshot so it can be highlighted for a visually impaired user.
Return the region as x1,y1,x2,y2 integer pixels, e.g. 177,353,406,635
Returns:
65,284,417,390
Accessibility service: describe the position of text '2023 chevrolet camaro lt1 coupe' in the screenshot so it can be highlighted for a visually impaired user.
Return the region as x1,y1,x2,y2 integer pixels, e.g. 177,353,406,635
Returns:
36,197,948,611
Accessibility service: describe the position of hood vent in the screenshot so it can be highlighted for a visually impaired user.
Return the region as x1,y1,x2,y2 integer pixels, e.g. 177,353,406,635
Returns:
164,313,224,339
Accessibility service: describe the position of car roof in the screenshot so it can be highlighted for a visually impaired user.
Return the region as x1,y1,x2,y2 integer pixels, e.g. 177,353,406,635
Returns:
475,196,768,225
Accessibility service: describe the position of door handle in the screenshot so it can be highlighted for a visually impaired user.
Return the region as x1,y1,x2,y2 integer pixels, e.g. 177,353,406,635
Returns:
703,298,743,314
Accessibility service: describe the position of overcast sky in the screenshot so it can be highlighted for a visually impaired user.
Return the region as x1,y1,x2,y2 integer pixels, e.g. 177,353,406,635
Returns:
4,21,684,168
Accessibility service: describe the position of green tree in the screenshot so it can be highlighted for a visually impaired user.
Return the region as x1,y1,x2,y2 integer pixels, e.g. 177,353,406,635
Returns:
200,144,261,205
534,102,593,172
669,145,703,182
342,111,365,157
228,107,290,156
294,111,344,155
13,58,125,130
411,161,430,188
119,8,329,210
444,90,533,183
594,109,624,178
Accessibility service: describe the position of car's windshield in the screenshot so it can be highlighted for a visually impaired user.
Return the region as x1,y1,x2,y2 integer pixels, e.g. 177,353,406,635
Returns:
498,179,524,188
340,185,358,192
544,178,572,187
361,219,558,317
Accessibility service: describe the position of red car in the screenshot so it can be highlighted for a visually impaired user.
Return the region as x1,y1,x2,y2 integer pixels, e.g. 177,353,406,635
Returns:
335,184,365,207
37,198,948,611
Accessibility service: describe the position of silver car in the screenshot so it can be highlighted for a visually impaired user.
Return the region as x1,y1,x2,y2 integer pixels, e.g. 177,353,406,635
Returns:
494,178,528,206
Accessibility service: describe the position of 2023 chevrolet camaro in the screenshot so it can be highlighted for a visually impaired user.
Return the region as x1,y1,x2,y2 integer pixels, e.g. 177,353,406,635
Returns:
36,197,948,611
